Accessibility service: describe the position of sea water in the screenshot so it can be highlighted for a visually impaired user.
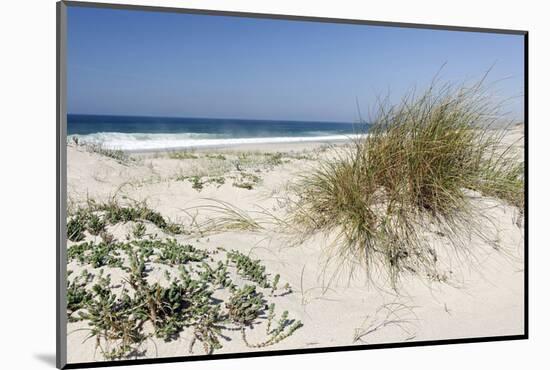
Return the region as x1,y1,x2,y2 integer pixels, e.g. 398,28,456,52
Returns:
67,114,363,151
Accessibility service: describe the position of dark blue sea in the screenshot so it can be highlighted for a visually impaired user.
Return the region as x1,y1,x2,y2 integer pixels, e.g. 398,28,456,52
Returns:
67,114,361,151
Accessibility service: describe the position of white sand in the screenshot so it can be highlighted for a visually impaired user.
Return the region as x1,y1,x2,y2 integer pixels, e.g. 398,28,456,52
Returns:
66,128,524,364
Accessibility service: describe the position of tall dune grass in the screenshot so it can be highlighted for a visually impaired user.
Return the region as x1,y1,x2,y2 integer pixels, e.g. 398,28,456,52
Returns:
290,78,524,287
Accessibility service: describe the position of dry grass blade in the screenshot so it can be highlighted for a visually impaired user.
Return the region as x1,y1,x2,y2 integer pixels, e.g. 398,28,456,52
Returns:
353,302,418,343
185,199,264,234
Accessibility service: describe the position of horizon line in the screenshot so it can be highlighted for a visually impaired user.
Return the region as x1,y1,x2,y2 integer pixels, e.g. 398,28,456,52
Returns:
67,112,361,124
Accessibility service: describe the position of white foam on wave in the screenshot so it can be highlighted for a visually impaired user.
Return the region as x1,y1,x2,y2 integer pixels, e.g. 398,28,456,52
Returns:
69,132,352,151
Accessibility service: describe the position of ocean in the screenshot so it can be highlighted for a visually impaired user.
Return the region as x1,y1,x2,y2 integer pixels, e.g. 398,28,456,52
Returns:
67,114,361,151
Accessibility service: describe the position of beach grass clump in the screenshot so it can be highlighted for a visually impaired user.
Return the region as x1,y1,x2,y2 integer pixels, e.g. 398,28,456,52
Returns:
290,79,524,286
475,156,524,210
191,199,263,234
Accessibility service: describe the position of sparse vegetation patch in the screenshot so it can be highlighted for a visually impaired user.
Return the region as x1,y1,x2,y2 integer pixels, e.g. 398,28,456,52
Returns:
66,202,301,360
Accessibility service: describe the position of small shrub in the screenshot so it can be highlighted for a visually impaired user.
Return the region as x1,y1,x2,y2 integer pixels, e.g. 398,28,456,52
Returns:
226,285,265,326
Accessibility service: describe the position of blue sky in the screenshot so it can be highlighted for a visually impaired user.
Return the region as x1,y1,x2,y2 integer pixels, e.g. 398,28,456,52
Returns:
67,6,524,122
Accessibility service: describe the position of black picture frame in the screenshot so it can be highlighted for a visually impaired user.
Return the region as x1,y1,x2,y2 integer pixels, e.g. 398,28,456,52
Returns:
56,1,528,368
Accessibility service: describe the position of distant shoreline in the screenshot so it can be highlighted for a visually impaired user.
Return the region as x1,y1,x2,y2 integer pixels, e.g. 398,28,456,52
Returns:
128,137,353,154
69,134,357,154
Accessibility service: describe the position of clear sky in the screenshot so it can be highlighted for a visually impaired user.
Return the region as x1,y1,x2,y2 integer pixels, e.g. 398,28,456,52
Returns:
67,6,524,122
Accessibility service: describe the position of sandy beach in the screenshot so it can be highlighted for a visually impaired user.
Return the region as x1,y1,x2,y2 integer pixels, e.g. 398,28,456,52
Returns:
65,125,524,364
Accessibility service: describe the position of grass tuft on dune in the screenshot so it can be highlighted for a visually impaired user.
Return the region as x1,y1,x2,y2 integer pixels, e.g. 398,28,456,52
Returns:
290,78,524,287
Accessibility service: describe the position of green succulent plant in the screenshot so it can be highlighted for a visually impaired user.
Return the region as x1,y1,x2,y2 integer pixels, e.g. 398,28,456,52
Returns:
132,222,146,239
66,201,302,359
226,285,265,326
227,250,270,288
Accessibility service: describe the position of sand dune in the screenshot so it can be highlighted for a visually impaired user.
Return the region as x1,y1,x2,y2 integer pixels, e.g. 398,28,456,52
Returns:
66,129,524,364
